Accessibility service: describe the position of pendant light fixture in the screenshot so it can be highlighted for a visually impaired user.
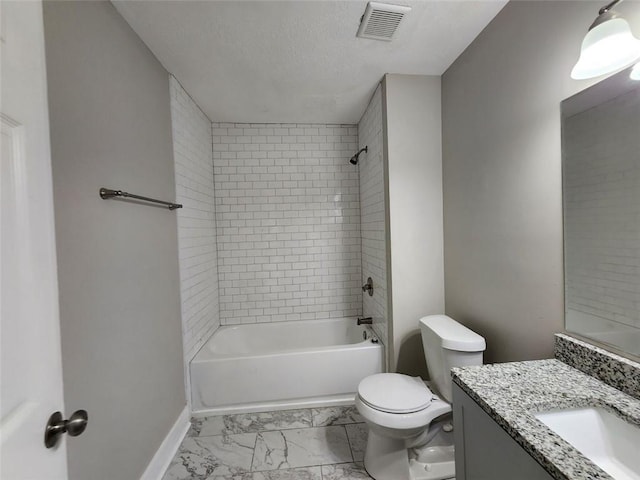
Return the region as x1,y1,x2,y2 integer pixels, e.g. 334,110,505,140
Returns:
571,0,640,80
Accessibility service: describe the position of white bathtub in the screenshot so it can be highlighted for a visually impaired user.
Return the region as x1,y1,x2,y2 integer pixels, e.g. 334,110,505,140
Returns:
190,317,385,414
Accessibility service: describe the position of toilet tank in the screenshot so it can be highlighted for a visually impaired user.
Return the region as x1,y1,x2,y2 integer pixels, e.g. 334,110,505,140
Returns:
419,315,486,402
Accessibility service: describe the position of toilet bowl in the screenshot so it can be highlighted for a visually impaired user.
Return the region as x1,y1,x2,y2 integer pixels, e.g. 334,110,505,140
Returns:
355,373,451,480
355,315,486,480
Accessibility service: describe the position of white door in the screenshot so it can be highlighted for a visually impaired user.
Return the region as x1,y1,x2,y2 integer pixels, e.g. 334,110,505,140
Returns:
1,1,68,478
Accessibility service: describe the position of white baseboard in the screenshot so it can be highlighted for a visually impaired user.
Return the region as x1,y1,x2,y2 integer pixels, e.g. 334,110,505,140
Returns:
140,406,190,480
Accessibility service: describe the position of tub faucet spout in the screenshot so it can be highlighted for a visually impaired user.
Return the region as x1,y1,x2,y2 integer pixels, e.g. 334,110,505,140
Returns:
357,317,373,325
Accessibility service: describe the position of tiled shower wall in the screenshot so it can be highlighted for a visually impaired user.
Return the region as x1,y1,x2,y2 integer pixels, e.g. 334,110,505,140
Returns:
358,85,388,347
170,76,221,362
213,123,362,325
563,88,640,334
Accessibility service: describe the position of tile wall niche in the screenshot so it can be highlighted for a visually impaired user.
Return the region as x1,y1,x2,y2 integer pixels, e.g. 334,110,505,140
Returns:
358,85,389,347
170,76,221,364
212,123,362,325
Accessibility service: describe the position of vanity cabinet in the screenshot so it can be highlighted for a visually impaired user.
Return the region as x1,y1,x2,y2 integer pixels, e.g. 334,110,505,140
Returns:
452,384,554,480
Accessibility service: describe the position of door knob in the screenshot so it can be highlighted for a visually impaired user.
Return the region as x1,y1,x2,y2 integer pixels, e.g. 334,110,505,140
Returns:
44,410,88,448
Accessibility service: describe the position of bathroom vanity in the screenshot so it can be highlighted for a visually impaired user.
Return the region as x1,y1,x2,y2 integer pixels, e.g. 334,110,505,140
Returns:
451,335,640,480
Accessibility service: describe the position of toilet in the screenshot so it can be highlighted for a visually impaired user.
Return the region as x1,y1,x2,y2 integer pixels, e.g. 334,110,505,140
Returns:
355,315,486,480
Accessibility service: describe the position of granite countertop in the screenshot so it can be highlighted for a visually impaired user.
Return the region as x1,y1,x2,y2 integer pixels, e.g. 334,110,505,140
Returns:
452,359,640,480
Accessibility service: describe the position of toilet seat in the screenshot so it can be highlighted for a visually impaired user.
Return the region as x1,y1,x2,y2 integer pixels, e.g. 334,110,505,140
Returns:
357,373,435,414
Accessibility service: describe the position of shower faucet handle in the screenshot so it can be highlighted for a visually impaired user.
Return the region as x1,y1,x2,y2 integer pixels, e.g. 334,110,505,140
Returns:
362,277,374,296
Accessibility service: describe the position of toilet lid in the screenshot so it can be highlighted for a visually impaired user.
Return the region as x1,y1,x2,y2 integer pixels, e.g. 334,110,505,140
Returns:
358,373,434,414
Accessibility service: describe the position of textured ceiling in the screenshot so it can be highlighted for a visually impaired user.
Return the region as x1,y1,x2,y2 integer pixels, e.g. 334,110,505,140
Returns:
113,1,507,124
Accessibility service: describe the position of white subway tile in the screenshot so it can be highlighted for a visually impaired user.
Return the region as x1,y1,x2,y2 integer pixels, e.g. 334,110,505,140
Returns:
214,123,363,325
171,77,221,365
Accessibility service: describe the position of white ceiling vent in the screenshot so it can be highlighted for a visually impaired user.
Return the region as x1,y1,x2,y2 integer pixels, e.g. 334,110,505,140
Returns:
357,2,412,42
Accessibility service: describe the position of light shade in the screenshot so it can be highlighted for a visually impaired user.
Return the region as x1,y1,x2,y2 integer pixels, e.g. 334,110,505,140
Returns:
571,16,640,80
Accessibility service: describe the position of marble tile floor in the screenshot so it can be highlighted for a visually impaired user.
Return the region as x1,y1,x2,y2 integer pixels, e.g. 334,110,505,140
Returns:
163,406,373,480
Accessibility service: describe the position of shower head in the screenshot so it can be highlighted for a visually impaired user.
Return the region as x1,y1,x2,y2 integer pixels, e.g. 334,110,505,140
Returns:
349,146,368,165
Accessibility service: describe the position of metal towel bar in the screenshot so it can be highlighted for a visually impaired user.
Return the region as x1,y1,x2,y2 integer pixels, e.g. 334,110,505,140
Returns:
99,187,182,210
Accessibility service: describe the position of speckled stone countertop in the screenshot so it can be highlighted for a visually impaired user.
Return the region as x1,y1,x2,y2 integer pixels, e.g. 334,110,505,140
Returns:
452,359,640,480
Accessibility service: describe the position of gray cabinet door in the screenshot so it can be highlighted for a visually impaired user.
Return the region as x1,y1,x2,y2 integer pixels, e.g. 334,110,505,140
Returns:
452,384,553,480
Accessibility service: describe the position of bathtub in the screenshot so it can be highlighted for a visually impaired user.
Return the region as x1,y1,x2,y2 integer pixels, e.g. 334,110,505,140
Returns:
190,317,385,414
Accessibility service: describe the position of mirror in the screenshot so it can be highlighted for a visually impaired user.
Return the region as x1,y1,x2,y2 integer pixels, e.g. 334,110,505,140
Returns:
562,66,640,357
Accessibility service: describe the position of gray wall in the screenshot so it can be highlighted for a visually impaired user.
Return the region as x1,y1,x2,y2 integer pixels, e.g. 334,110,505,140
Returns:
384,75,444,376
43,2,185,479
441,1,640,363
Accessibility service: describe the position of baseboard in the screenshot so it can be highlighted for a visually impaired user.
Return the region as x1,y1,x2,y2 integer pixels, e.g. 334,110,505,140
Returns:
140,406,190,480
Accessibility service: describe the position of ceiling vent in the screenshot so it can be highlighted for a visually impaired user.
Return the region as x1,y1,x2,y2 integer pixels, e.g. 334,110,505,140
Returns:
357,2,412,42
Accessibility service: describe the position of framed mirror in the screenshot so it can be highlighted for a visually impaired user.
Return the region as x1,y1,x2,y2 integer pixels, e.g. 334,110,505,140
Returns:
562,66,640,357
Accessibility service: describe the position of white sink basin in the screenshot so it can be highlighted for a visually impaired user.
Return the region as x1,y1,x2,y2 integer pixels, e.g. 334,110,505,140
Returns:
534,407,640,480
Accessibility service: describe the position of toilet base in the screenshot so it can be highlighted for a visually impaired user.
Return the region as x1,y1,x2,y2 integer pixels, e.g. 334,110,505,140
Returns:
364,432,455,480
364,429,410,480
409,445,455,480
